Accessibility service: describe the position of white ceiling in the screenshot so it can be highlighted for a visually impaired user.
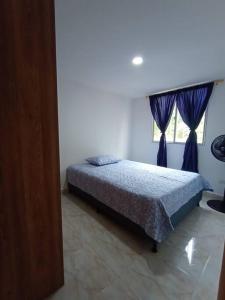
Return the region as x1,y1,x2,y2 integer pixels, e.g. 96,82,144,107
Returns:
55,0,225,98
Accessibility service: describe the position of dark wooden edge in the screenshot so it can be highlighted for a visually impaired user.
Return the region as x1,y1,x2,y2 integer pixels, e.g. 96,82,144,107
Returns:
68,183,159,252
218,244,225,299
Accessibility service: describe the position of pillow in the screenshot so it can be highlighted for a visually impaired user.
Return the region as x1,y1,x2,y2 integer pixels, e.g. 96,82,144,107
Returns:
86,155,121,166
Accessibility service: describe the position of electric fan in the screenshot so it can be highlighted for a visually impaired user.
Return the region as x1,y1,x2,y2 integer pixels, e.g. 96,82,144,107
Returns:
207,135,225,213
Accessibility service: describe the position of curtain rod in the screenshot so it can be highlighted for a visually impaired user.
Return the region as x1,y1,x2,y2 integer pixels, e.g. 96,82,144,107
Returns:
146,79,224,99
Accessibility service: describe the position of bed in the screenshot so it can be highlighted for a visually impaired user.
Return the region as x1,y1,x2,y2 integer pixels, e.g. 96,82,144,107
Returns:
67,160,210,251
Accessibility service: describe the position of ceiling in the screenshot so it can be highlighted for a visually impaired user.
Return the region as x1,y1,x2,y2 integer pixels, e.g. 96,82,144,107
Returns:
55,0,225,98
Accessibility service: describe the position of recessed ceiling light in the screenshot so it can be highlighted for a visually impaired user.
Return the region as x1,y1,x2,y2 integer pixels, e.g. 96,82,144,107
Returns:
132,56,143,65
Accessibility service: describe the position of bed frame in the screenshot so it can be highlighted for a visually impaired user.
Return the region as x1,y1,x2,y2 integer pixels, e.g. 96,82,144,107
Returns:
68,182,202,252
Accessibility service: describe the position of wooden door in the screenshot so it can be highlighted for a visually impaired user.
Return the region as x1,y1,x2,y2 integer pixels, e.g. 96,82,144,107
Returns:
218,244,225,300
0,0,64,299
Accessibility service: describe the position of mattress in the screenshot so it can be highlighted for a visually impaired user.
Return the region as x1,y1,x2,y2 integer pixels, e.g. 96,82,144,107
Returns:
67,160,211,242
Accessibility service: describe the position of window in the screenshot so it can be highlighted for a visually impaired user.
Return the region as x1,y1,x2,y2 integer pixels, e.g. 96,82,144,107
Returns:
153,104,206,144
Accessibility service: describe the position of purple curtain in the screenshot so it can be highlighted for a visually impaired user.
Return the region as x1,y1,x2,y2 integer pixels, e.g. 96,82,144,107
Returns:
176,82,214,172
150,93,176,167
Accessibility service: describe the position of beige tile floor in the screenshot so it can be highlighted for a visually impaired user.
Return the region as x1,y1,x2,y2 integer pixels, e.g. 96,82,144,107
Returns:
48,192,225,300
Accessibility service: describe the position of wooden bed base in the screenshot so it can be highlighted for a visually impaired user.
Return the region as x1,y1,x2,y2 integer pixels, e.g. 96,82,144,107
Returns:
68,183,159,252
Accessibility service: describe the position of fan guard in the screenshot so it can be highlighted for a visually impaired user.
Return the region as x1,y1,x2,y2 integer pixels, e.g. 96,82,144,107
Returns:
207,135,225,213
211,135,225,162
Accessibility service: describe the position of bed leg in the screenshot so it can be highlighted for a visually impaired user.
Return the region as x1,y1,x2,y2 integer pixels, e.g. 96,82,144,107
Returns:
68,183,72,193
152,241,158,253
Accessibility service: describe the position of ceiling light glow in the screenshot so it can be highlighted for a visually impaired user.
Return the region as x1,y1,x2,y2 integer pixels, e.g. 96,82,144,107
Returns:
132,56,143,65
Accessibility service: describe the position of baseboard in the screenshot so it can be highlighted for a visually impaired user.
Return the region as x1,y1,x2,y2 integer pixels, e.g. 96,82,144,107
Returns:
61,187,68,193
203,190,223,199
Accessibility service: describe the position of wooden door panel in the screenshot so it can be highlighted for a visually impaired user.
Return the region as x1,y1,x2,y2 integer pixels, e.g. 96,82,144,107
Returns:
0,1,64,299
218,244,225,300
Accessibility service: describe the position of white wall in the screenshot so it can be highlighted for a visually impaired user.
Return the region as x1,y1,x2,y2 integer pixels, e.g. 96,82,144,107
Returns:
55,0,224,192
57,79,131,188
55,1,132,189
129,84,225,195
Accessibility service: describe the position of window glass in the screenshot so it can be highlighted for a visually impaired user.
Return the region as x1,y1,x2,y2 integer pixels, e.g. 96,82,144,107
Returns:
153,105,206,144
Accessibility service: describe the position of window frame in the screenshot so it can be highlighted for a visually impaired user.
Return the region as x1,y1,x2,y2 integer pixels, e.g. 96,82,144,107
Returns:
152,105,208,146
